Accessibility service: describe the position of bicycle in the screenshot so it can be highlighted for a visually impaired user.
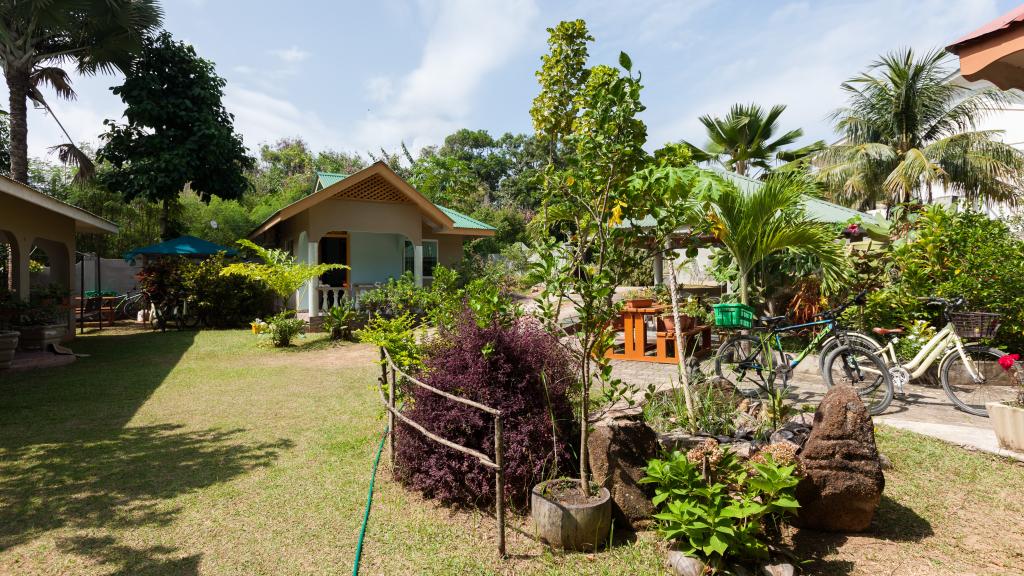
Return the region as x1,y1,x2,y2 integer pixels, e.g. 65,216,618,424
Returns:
148,292,200,331
112,288,148,320
715,290,893,415
821,296,1016,416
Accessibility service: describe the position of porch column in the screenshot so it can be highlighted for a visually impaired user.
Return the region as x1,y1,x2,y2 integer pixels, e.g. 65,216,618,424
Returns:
413,244,424,287
653,251,664,286
15,241,30,301
306,240,319,315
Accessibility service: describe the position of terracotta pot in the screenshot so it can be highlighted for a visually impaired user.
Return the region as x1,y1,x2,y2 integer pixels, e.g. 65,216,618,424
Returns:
0,330,18,370
987,402,1024,452
531,479,612,551
660,315,674,333
678,314,697,331
16,324,66,351
627,298,653,309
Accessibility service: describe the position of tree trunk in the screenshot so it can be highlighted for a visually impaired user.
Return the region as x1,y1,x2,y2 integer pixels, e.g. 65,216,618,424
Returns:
6,67,31,183
739,273,749,306
579,343,591,497
160,198,171,239
664,244,698,433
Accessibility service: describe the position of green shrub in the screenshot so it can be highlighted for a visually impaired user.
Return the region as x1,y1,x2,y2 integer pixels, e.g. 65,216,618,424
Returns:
263,311,305,347
322,299,357,341
355,313,422,372
181,254,274,328
641,441,800,570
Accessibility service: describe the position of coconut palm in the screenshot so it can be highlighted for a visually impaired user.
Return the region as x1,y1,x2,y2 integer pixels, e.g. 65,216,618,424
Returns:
709,171,846,305
682,103,823,177
816,48,1024,211
0,0,163,182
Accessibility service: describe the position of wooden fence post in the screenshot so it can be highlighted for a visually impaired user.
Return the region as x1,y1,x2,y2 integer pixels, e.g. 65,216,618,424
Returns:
494,413,505,558
388,365,396,468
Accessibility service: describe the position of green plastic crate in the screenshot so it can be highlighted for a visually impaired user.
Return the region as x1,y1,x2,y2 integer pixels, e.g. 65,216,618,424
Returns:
713,303,755,329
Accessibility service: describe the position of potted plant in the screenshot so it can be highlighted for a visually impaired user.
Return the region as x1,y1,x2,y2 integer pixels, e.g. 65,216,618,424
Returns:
623,287,654,309
988,354,1024,452
14,303,67,350
322,299,357,341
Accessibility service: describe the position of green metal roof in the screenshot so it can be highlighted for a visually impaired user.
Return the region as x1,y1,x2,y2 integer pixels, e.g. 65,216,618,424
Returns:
436,205,496,230
315,171,349,190
314,171,494,231
623,168,884,229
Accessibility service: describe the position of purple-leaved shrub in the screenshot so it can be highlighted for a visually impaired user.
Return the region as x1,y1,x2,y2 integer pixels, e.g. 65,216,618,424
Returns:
395,310,577,509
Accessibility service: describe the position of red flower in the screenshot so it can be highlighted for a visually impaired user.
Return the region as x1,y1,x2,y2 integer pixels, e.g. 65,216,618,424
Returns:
998,353,1019,371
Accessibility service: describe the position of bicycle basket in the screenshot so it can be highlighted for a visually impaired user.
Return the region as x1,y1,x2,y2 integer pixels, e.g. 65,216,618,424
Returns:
713,303,755,329
949,311,1002,339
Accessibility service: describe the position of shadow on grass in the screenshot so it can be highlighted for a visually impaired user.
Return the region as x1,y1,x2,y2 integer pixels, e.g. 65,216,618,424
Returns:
790,494,933,575
0,329,293,572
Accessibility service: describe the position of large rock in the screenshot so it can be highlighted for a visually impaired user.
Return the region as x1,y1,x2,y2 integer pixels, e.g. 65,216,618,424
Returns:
793,385,884,532
587,410,659,527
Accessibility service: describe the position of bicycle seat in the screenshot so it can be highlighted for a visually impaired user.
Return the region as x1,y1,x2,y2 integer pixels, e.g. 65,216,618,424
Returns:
872,327,904,336
759,315,787,325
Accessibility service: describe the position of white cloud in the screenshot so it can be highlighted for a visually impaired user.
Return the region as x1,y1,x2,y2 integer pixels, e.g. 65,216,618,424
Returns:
365,76,394,103
270,46,310,64
650,0,1002,148
223,85,336,152
352,0,539,152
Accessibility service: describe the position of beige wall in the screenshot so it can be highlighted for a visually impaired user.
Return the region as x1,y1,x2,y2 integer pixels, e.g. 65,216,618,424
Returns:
0,191,77,336
423,229,464,269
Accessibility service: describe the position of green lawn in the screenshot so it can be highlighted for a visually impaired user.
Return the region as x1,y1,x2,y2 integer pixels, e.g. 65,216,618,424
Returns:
1,328,1022,575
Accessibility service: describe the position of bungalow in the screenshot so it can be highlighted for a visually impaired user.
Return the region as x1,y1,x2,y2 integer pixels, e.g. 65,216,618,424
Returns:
248,161,495,317
0,175,118,340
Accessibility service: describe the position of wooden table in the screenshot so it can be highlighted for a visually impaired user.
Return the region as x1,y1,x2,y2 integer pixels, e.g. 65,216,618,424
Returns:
606,304,712,364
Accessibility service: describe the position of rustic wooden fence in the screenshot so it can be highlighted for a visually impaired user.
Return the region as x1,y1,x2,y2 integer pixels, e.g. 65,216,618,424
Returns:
377,347,506,557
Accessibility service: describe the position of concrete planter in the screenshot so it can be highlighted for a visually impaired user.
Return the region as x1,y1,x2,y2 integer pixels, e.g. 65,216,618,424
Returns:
987,402,1024,452
16,324,66,351
531,479,612,551
0,330,18,370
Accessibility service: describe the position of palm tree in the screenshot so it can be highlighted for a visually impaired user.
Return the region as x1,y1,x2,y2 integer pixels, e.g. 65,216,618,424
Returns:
816,48,1024,211
709,171,846,305
0,0,163,182
683,103,823,177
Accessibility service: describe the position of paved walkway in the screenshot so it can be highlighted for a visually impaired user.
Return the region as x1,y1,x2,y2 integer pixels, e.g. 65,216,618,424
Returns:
612,356,1024,462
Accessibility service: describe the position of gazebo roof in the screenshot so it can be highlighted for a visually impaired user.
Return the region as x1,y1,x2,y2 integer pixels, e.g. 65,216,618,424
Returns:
124,235,237,260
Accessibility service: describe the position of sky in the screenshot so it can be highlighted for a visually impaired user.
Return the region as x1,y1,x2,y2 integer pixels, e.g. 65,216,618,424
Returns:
8,0,1023,163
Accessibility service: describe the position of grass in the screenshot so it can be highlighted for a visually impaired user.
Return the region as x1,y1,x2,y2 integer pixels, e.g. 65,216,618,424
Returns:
1,327,1022,575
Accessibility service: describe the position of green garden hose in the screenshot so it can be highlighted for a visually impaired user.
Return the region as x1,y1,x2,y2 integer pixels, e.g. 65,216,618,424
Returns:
353,426,388,576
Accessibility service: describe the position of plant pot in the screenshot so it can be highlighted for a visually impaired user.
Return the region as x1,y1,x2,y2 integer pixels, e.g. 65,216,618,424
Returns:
660,315,675,333
15,324,66,351
678,314,697,331
0,330,18,370
987,402,1024,452
531,479,612,551
627,298,653,309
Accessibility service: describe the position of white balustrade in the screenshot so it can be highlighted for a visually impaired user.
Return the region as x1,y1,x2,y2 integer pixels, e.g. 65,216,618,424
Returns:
317,284,349,312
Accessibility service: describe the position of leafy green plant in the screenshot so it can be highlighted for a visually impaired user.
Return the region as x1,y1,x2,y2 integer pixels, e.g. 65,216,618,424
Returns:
262,310,305,347
894,319,938,362
355,313,422,372
322,299,357,341
641,442,800,570
221,239,346,306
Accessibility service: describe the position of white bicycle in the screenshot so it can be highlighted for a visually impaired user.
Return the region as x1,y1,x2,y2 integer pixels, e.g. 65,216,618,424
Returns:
821,296,1017,416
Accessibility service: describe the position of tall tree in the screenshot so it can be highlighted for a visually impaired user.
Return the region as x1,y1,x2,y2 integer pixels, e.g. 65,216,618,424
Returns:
99,31,254,237
0,0,162,183
682,103,821,177
816,48,1024,211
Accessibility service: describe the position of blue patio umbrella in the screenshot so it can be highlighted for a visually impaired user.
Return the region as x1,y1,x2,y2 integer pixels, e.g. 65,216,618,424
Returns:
124,235,238,261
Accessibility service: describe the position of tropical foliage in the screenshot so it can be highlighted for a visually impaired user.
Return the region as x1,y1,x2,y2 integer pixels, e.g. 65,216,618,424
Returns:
682,103,823,177
816,48,1024,211
220,239,345,304
0,0,163,182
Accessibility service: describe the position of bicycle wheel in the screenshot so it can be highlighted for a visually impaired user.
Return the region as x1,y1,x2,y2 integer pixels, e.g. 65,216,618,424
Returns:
821,345,893,415
818,331,883,376
939,345,1016,417
714,335,786,397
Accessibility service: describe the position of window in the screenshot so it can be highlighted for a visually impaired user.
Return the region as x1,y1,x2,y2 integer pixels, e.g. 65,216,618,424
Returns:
404,240,439,278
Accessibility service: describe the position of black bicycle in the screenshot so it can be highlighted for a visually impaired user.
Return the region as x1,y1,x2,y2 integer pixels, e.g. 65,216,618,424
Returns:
714,290,893,414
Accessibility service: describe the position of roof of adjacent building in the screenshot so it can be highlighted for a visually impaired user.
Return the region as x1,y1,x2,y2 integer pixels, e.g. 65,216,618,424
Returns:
249,162,495,238
623,167,884,230
947,4,1024,52
124,235,238,260
0,175,117,235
